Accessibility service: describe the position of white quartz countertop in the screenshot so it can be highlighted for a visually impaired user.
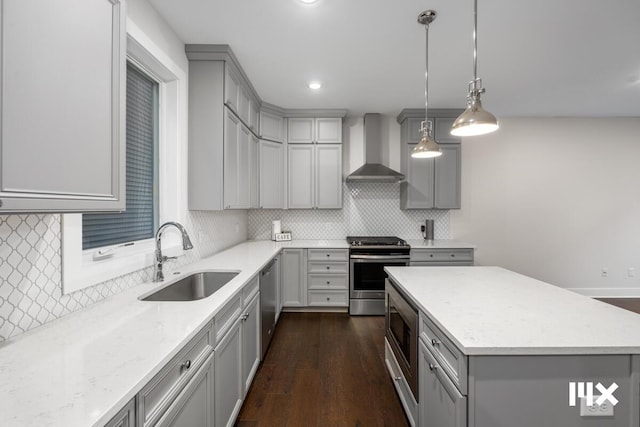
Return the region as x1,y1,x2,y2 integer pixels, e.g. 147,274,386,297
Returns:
404,239,476,249
385,266,640,356
0,239,345,427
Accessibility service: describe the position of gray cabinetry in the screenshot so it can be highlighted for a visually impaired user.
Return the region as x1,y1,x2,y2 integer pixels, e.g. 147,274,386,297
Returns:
156,353,214,427
214,317,243,427
0,0,125,212
241,293,260,396
398,110,463,210
410,248,474,267
281,249,307,307
260,104,285,143
307,249,349,307
287,144,342,209
259,140,284,209
287,117,342,144
419,341,466,427
186,45,262,211
137,324,213,426
104,398,135,427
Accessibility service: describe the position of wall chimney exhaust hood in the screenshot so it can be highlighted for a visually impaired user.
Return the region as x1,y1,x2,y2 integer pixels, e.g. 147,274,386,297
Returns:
346,113,405,183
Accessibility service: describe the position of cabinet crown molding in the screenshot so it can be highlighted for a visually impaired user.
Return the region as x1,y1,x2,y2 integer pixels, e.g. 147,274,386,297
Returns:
396,108,464,124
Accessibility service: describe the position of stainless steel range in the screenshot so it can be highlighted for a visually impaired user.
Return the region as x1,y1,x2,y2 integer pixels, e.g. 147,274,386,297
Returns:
347,236,411,315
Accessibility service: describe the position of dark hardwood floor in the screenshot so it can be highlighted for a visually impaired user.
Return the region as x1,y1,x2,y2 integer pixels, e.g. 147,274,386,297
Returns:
598,298,640,314
235,312,409,427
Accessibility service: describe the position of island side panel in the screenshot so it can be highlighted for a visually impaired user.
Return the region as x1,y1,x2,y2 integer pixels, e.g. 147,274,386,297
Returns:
468,354,634,427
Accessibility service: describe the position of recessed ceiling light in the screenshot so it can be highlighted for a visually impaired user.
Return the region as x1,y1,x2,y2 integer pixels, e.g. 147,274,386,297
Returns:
300,0,319,4
308,81,322,90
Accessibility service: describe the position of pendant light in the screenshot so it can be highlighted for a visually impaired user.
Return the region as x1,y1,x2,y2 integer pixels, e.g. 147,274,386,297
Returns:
412,10,442,158
451,0,499,137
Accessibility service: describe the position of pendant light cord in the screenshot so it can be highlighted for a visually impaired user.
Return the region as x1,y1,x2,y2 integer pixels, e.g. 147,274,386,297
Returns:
473,0,478,85
424,22,430,126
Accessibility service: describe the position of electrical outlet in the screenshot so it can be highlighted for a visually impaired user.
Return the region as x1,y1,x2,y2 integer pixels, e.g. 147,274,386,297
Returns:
601,268,608,278
580,396,614,417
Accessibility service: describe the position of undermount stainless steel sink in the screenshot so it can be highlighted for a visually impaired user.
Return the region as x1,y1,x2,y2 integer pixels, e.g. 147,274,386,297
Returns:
141,271,239,302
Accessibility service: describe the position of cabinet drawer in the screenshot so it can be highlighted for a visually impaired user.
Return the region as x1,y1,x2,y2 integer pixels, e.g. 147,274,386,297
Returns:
215,295,242,344
138,325,213,426
307,290,348,306
307,248,349,261
308,274,348,290
385,338,417,426
410,248,474,264
307,262,349,274
242,274,259,306
420,313,468,394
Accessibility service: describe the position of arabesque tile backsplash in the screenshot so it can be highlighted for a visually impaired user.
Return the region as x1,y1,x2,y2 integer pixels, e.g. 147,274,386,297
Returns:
0,210,247,342
1,182,448,343
248,182,449,240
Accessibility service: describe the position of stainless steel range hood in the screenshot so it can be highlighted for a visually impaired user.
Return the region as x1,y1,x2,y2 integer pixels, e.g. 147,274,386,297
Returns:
346,113,405,182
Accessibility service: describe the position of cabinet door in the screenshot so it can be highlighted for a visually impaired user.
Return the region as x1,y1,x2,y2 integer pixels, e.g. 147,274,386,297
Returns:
214,318,243,427
260,111,284,142
315,145,343,209
249,99,260,133
223,109,240,209
281,249,307,307
224,65,240,114
287,145,314,209
241,294,261,396
315,118,342,143
104,398,135,427
407,118,424,144
420,342,466,427
287,118,315,144
0,0,125,212
249,134,260,209
259,140,284,208
156,353,215,427
237,124,251,209
404,146,435,209
434,117,460,144
434,145,461,209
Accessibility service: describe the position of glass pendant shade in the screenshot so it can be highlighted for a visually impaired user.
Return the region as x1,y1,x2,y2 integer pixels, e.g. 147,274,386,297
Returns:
451,95,499,136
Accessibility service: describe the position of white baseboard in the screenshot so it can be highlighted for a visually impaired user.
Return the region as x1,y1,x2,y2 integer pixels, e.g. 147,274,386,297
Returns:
568,288,640,298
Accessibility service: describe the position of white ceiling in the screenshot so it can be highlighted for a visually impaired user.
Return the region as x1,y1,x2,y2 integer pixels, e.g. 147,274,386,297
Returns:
148,0,640,117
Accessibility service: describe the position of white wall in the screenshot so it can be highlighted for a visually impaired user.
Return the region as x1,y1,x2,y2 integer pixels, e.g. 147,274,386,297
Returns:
450,117,640,296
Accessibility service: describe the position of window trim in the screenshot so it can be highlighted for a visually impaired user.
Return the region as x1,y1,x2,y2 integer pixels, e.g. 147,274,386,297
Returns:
61,25,188,294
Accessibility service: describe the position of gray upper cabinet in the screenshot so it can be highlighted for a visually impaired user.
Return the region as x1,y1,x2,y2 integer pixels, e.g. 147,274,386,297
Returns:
287,145,315,209
398,109,462,210
287,117,342,144
0,0,125,213
259,140,284,209
186,45,262,211
259,105,285,143
315,145,343,209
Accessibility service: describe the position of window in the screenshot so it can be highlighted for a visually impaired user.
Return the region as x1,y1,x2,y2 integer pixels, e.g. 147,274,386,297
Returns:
61,29,187,295
82,63,159,250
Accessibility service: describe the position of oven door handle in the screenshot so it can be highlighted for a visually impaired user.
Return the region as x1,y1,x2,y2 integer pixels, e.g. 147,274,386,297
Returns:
350,255,411,260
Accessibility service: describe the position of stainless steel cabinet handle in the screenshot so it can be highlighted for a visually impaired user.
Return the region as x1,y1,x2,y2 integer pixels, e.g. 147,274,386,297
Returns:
429,363,438,371
326,266,330,270
326,297,330,301
431,338,440,346
326,281,330,285
242,313,249,321
181,360,192,370
394,376,402,381
326,254,330,257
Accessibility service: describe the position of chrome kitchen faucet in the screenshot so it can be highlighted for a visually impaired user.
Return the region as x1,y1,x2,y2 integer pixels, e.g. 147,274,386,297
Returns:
153,222,194,282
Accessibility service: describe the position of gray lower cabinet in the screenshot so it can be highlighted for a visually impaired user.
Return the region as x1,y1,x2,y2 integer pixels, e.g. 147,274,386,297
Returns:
214,317,243,427
156,353,215,427
410,248,474,267
398,111,463,210
419,341,466,427
307,249,349,307
281,249,307,307
0,0,125,213
104,398,135,427
241,293,261,396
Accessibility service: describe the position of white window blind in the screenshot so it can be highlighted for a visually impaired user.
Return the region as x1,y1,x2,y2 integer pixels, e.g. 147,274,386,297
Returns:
82,63,159,250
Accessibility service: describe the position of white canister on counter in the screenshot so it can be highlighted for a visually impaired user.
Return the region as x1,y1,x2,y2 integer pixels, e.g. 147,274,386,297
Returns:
271,220,281,241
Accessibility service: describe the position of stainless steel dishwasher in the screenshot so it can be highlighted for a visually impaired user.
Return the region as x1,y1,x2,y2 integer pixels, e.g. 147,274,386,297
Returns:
260,256,278,359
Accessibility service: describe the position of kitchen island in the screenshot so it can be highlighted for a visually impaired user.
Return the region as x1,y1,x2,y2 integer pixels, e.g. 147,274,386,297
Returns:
384,266,640,427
